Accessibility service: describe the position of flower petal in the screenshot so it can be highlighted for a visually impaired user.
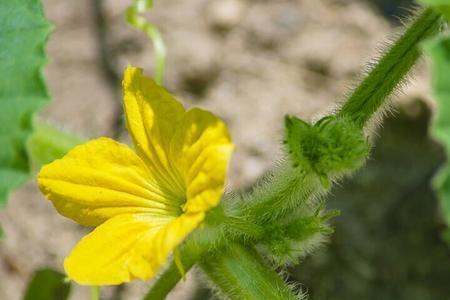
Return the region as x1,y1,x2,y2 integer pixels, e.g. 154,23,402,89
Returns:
171,108,234,213
38,138,182,226
122,66,186,197
122,66,234,214
64,212,204,285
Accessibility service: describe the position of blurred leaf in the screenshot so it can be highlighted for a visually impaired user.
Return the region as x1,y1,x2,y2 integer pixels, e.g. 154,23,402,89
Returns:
0,0,52,205
0,171,30,208
424,36,450,233
419,0,450,20
27,121,84,172
23,268,71,300
420,0,450,4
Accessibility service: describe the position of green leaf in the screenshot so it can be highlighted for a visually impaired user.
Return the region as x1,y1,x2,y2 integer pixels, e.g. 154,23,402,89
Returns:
0,0,52,205
23,268,71,300
424,36,450,232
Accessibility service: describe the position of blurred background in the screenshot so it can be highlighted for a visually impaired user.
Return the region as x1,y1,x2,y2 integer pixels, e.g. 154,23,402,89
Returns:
1,0,449,299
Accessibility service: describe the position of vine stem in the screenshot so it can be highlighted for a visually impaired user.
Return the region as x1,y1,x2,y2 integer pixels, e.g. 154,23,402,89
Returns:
141,7,443,300
142,241,203,300
338,8,441,128
142,206,265,300
200,244,300,300
126,0,166,85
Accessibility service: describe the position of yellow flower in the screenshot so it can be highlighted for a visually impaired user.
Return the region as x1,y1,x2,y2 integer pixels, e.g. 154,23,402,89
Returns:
37,66,234,285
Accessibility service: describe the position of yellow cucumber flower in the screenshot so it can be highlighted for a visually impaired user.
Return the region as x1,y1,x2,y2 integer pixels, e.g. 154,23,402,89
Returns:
37,66,234,285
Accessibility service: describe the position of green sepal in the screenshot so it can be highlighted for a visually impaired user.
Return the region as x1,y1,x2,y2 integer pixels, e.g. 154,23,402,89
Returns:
285,115,369,181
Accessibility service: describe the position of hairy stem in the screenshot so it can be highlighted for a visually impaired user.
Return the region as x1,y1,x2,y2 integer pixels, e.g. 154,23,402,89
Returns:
142,8,443,300
233,161,326,224
143,206,266,299
142,240,205,300
200,244,301,300
338,8,441,128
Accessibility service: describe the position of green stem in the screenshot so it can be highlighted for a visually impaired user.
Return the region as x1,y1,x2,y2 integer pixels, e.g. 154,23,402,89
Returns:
143,226,220,300
126,0,166,85
90,286,100,300
338,8,441,128
142,235,208,300
235,161,325,224
142,206,266,299
200,244,300,300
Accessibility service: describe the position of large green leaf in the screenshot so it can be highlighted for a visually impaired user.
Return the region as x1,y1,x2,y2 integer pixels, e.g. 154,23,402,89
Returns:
23,268,71,300
0,0,52,206
424,36,450,235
